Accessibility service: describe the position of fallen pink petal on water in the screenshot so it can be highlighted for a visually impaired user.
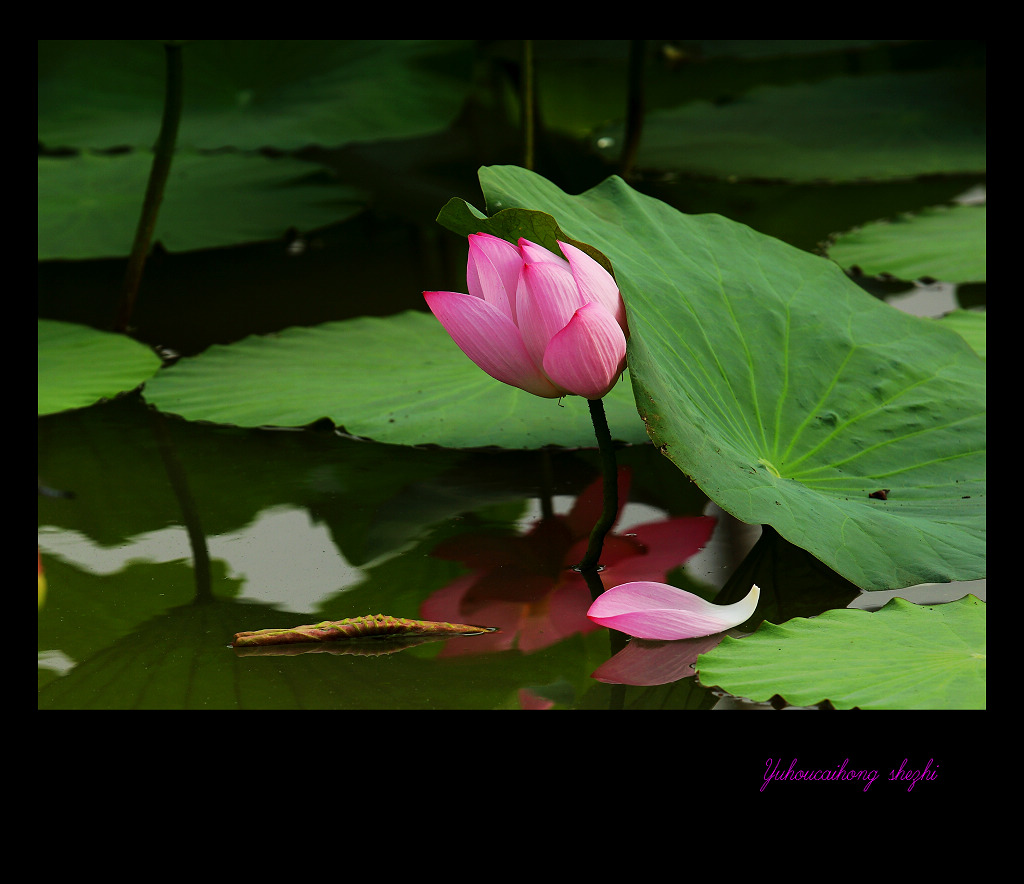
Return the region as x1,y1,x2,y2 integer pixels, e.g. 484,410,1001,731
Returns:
587,583,760,641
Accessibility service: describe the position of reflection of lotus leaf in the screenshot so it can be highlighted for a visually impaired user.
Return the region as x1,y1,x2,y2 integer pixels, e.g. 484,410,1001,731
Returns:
36,601,577,710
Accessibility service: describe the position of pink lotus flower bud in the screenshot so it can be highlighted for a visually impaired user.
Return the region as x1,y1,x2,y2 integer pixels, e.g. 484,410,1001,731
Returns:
424,233,628,400
587,583,761,640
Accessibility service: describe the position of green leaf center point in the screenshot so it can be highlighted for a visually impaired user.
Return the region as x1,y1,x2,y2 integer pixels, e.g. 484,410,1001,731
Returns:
757,457,782,478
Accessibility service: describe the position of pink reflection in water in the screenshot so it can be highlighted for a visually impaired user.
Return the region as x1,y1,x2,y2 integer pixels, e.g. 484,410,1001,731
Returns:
420,468,715,656
591,633,726,686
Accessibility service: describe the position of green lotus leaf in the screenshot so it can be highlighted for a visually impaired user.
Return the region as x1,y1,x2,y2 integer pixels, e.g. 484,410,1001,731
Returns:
38,151,364,260
142,311,650,449
38,319,162,416
535,41,906,142
695,595,985,709
38,39,473,151
936,310,985,360
468,166,984,590
593,69,985,182
827,204,986,284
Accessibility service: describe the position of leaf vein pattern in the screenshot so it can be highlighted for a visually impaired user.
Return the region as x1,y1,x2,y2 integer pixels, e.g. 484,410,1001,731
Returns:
631,251,756,446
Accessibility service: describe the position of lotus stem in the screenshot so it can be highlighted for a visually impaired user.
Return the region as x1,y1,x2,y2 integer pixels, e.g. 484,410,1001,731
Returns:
114,41,184,332
522,39,535,171
620,40,648,180
576,397,618,576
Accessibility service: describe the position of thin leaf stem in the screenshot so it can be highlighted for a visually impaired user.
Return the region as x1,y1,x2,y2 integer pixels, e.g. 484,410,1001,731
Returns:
620,40,647,180
522,39,535,171
114,41,185,332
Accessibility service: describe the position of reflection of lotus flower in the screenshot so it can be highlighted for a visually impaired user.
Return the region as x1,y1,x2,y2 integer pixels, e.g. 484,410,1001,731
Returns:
587,583,760,640
591,634,725,686
518,688,555,710
424,233,628,400
420,468,715,655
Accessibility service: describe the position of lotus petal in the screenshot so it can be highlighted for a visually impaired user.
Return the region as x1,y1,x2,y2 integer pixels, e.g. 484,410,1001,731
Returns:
558,240,628,333
587,582,761,640
517,237,569,266
543,301,627,400
516,261,586,369
467,233,522,321
424,290,562,397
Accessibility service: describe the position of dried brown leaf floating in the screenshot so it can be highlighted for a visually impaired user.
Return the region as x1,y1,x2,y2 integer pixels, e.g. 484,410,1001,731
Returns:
232,614,498,648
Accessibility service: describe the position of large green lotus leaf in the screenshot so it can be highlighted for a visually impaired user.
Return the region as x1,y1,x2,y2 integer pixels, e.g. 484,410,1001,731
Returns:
38,152,364,260
696,595,985,709
38,40,473,151
937,310,985,360
535,41,905,141
593,69,985,182
142,311,650,449
827,205,986,284
38,319,162,416
470,166,985,590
